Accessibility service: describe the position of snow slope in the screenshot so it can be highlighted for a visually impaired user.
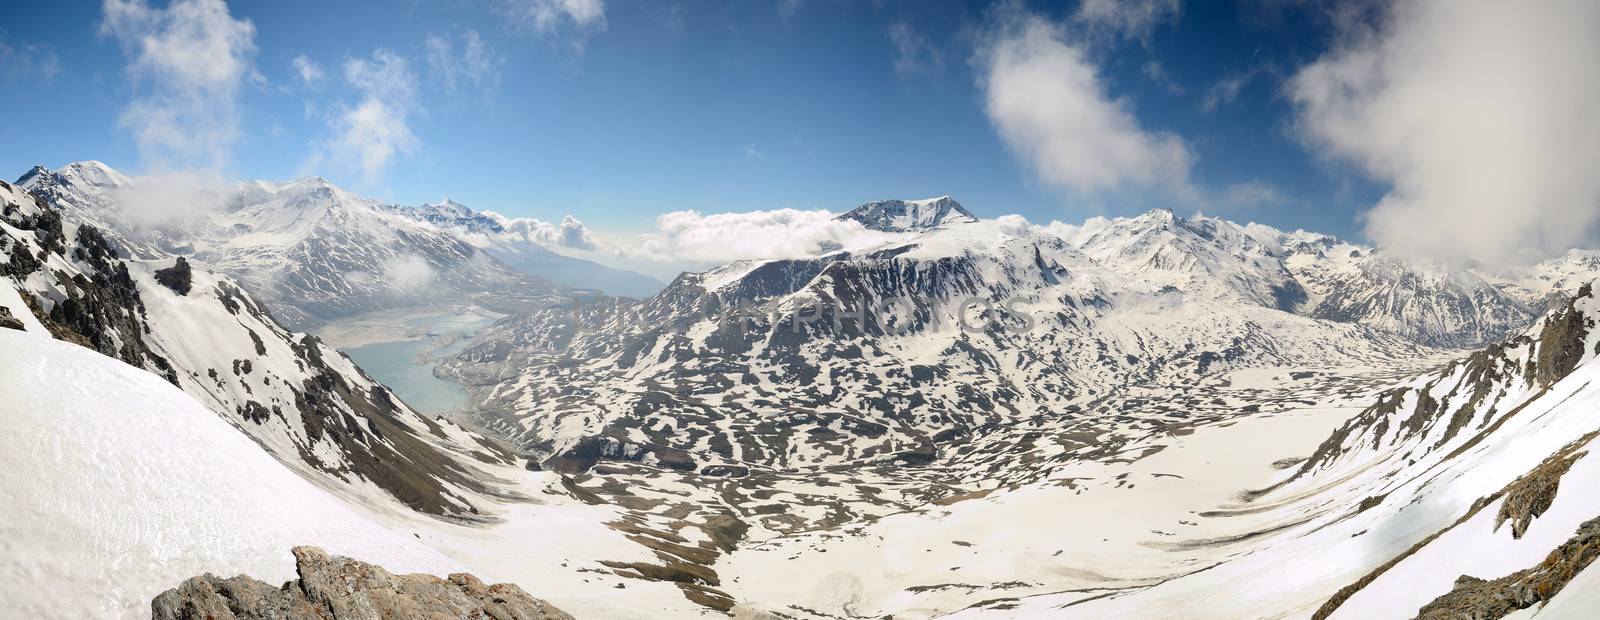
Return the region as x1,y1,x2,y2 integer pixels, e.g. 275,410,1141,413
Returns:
940,283,1600,619
0,328,717,619
0,329,463,619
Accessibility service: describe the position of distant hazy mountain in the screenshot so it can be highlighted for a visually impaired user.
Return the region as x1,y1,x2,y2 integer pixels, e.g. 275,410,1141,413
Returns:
388,199,665,299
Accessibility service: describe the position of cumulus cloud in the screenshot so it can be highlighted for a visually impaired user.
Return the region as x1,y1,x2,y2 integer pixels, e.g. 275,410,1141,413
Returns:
976,6,1193,193
1290,0,1600,266
618,208,902,265
500,0,606,35
290,54,322,85
99,0,257,170
481,212,600,251
317,50,418,184
1073,0,1181,40
425,30,501,91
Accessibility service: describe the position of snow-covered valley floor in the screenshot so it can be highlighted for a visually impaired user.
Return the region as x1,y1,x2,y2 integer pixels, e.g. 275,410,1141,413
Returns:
717,397,1374,617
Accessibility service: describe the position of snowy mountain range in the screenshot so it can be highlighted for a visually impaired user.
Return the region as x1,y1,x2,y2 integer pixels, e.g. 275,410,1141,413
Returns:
445,200,1583,473
7,171,1600,618
17,162,608,327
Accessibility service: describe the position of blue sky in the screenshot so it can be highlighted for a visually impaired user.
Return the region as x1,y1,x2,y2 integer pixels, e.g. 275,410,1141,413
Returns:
3,0,1596,275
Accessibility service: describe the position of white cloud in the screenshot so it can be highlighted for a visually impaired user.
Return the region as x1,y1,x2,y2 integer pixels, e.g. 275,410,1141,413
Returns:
380,254,438,291
99,0,257,170
886,21,940,79
777,0,804,20
500,0,606,35
343,50,415,103
290,54,322,85
976,6,1193,193
102,170,227,232
618,208,902,265
1200,67,1263,112
425,30,501,91
1220,181,1288,209
0,36,60,82
481,212,600,251
1290,0,1600,266
1036,215,1115,246
1141,60,1183,94
318,50,418,184
1073,0,1181,40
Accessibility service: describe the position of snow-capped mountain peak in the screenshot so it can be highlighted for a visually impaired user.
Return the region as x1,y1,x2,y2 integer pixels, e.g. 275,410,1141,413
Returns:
388,199,505,235
837,195,977,232
18,160,131,191
1074,208,1308,310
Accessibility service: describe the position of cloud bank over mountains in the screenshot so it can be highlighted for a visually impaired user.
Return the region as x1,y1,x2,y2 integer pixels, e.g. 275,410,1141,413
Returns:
1289,0,1600,267
613,208,900,267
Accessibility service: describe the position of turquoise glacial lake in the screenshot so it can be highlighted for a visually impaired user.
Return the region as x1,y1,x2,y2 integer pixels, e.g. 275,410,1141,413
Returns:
340,312,495,414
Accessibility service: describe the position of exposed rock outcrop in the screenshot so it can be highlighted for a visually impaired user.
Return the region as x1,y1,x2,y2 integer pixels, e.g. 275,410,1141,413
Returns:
153,256,193,296
0,306,23,331
1414,517,1600,619
150,546,573,620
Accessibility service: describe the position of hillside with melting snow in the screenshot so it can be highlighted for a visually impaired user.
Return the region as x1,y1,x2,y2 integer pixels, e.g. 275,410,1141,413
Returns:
0,177,513,519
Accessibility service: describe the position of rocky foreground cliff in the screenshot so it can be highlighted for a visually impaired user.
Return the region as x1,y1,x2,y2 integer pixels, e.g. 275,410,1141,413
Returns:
151,547,573,620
